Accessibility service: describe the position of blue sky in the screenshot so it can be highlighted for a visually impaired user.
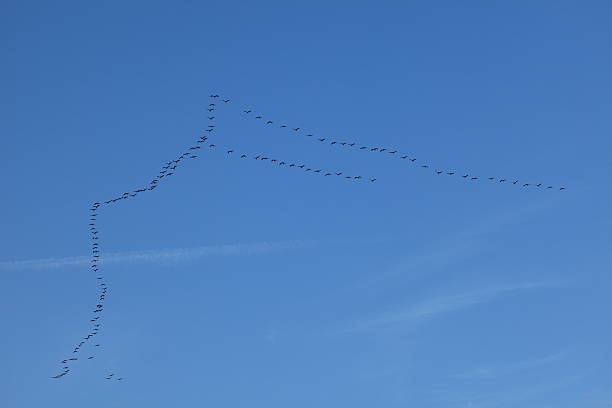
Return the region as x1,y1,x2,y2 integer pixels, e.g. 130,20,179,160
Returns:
2,1,611,407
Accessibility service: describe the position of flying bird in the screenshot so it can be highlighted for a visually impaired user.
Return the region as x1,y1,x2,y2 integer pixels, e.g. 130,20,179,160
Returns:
51,373,67,379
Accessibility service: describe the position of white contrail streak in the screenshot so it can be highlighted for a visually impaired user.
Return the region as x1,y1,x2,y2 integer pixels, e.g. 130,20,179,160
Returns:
0,240,318,271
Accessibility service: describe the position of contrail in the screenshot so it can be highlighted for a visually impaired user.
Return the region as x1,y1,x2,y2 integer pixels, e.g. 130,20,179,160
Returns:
0,239,318,271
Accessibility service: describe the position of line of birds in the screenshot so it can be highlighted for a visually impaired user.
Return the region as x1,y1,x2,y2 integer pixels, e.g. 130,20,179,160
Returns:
51,202,119,380
225,96,566,191
55,91,565,380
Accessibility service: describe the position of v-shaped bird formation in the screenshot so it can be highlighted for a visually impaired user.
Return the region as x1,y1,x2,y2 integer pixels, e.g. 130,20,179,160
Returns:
52,93,565,381
232,96,566,190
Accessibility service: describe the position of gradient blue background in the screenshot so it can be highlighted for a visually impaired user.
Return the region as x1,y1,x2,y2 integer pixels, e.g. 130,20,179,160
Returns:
2,1,611,407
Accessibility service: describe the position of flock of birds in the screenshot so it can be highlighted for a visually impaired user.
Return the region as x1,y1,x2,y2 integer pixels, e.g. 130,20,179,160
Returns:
52,93,565,381
234,99,567,190
50,202,121,381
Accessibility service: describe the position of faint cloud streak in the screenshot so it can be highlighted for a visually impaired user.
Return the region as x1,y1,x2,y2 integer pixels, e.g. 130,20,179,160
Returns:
0,240,318,271
343,281,563,333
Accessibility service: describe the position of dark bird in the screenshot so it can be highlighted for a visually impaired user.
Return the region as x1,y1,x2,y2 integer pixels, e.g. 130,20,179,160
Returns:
280,125,287,128
240,154,247,158
421,165,429,168
244,110,252,113
462,174,469,178
208,116,215,119
255,116,262,119
223,99,230,102
266,121,273,124
379,148,387,152
499,179,507,182
330,141,337,145
447,172,455,175
293,128,300,131
471,177,478,180
51,373,67,379
227,150,234,154
370,148,378,151
360,147,367,150
207,108,214,112
318,138,326,142
436,171,443,174
513,180,519,184
370,178,377,182
400,155,408,159
559,187,566,190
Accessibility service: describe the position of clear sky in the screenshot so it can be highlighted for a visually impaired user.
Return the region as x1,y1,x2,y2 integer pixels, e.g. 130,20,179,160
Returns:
2,1,611,407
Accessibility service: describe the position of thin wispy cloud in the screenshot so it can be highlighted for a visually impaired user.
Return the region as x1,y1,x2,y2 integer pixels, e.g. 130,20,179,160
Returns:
343,281,563,333
0,239,319,271
450,352,567,380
